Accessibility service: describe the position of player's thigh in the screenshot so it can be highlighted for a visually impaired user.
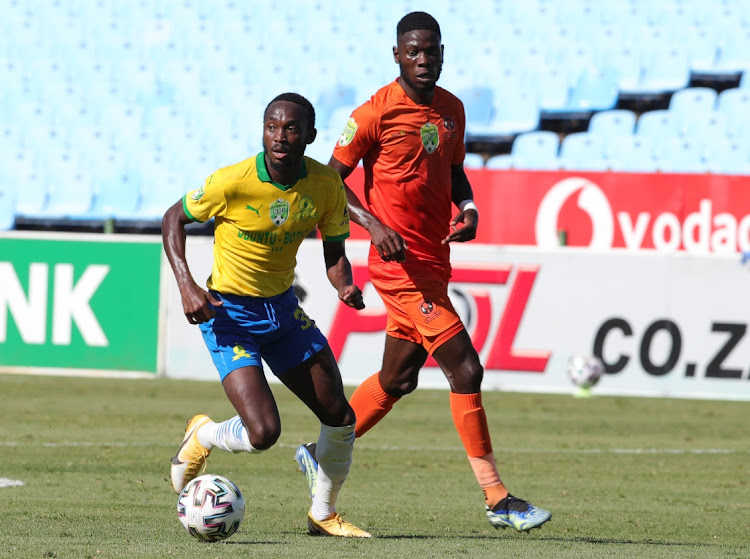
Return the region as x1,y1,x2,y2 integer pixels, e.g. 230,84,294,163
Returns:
279,346,354,427
222,366,282,440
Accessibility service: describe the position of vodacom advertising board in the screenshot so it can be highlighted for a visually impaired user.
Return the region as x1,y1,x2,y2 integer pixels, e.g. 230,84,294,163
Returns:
344,168,750,252
166,237,750,402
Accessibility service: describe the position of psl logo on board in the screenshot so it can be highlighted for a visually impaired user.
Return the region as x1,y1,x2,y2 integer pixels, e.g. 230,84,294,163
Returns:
0,262,109,346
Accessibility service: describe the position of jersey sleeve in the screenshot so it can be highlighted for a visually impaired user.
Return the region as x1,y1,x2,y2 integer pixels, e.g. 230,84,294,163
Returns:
332,101,379,168
452,97,467,166
182,171,228,223
317,182,350,242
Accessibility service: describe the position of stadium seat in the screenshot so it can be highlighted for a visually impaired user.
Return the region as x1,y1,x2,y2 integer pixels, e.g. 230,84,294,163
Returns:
457,86,494,130
463,153,485,169
716,88,750,140
469,89,540,137
681,111,729,142
741,71,750,89
703,137,750,175
315,85,357,136
606,135,659,172
713,26,750,73
0,184,16,230
635,110,680,141
565,68,619,112
485,154,514,170
510,131,561,170
654,136,708,173
669,87,718,119
638,45,691,93
558,132,609,171
588,109,636,139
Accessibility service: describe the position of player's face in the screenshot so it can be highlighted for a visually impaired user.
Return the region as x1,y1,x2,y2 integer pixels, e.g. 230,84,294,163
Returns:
262,101,315,180
394,29,443,95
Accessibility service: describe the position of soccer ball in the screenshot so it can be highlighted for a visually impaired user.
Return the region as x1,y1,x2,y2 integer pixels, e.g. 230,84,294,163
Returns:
566,354,605,389
177,474,245,542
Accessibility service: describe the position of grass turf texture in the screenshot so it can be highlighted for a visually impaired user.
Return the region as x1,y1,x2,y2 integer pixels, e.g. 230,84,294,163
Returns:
1,374,748,559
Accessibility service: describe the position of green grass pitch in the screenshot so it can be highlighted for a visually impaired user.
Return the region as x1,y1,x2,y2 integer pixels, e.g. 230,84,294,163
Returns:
1,374,748,559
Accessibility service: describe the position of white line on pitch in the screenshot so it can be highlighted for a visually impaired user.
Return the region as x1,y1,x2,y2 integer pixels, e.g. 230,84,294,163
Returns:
0,441,744,454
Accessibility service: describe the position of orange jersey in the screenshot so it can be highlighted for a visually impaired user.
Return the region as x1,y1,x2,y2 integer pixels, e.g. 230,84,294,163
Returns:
333,80,466,280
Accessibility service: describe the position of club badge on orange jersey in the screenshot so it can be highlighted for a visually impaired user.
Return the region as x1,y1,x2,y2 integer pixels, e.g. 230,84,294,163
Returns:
419,299,443,323
420,122,439,154
339,117,357,146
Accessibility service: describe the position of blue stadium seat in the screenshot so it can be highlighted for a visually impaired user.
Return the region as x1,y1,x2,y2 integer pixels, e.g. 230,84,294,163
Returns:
713,26,750,73
588,110,636,139
741,71,750,89
638,45,691,93
703,137,750,175
716,88,750,140
485,154,514,170
470,89,540,137
315,85,357,135
463,153,485,169
669,87,718,118
681,111,729,142
0,184,16,230
636,110,680,141
566,68,619,112
457,86,495,130
558,132,609,171
606,136,659,172
654,136,708,173
510,131,561,170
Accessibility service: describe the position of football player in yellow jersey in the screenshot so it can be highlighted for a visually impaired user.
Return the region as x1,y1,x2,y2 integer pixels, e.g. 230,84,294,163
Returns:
162,93,371,538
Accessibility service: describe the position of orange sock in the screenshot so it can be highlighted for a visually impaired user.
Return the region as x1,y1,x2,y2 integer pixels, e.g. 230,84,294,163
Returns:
450,392,507,506
349,373,400,438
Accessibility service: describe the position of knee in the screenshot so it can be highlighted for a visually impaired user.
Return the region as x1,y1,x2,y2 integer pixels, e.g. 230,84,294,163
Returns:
381,376,418,397
247,424,281,451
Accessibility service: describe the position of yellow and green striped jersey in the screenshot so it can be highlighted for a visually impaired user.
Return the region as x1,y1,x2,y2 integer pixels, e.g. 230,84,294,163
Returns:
183,152,350,297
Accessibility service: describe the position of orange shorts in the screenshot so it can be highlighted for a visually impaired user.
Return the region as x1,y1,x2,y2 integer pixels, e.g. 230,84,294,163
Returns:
370,269,465,354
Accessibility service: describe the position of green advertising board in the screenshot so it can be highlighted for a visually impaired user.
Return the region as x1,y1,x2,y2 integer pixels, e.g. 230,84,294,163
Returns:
0,235,162,373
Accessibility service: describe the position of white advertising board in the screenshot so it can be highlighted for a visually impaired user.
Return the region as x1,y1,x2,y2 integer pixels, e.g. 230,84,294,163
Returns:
165,238,750,401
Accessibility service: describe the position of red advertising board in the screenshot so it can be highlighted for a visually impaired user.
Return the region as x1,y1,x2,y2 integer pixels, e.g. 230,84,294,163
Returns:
343,168,750,253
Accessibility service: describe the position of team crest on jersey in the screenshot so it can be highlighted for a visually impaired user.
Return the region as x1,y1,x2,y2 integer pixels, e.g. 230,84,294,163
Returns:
270,198,290,226
420,122,439,154
191,183,206,201
293,195,318,221
419,299,443,323
338,117,357,146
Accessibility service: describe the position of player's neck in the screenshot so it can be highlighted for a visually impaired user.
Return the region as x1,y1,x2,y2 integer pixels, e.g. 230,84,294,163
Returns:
397,78,435,106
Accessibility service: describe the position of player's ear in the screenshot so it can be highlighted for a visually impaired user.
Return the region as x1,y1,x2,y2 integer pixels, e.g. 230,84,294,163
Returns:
305,127,317,145
393,45,399,64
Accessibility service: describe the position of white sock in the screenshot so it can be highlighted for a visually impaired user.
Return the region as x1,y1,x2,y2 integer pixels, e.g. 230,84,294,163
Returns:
198,416,264,454
310,423,355,521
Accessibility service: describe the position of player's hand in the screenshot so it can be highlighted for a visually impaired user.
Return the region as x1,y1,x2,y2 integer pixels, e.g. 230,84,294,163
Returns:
443,208,478,244
338,284,365,310
181,284,223,324
368,221,407,262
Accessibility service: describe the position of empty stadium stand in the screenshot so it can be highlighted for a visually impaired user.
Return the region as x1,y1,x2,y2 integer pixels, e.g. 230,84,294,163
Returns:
1,0,749,231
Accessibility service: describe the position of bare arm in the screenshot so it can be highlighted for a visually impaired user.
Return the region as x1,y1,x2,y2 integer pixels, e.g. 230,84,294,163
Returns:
443,164,479,244
329,155,407,262
322,239,364,310
162,201,222,323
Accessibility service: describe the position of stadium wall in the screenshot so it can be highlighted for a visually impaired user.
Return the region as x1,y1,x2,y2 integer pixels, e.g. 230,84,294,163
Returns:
2,230,749,401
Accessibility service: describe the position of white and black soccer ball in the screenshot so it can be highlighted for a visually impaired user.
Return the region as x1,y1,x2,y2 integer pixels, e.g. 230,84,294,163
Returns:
566,354,605,389
177,474,245,542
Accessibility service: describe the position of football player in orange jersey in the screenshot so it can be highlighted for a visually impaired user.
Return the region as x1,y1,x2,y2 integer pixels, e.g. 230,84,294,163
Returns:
295,12,551,532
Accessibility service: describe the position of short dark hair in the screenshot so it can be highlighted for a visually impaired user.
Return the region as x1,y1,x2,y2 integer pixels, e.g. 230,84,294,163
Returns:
264,92,316,129
397,11,441,38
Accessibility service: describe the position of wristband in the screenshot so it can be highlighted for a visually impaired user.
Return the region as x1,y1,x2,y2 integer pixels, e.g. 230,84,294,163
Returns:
459,200,478,213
